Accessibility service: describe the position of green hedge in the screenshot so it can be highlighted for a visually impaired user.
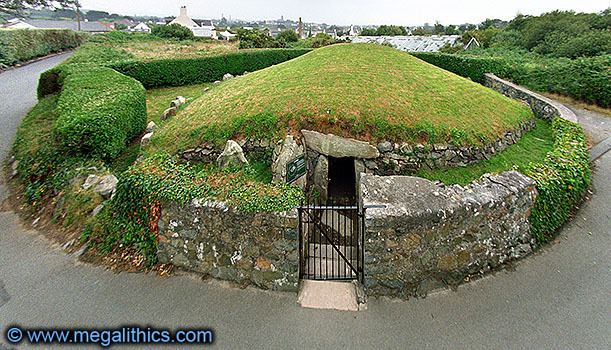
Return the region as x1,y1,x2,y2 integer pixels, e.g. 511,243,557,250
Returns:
526,117,591,243
111,49,311,88
0,29,88,67
54,66,147,158
412,52,611,108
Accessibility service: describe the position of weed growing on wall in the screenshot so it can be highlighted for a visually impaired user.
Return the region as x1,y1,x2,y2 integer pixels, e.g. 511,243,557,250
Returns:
525,118,591,243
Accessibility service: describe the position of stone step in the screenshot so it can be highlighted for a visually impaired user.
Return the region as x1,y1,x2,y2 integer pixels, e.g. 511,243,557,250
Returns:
297,280,361,311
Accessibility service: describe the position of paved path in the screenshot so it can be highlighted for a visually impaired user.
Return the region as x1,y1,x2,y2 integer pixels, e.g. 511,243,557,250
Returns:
0,56,609,349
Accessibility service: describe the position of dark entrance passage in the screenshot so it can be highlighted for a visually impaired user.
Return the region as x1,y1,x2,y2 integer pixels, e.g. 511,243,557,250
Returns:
327,157,356,205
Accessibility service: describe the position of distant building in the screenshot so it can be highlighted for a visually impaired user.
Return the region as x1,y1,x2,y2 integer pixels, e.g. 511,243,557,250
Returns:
218,30,237,41
2,18,36,29
130,22,151,33
352,35,462,53
170,6,216,38
297,17,305,39
464,36,481,50
169,6,200,28
2,19,110,33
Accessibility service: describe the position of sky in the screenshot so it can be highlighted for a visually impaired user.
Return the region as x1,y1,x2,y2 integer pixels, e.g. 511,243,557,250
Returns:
78,0,610,25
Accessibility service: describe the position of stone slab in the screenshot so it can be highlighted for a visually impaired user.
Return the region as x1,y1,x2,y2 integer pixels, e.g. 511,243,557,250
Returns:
297,280,359,311
301,129,379,159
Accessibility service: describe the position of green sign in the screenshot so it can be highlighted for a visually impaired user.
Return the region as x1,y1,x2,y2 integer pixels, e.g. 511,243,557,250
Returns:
286,155,306,184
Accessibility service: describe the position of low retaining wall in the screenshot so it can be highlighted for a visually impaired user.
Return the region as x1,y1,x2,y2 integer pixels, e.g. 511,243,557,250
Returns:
361,171,537,298
484,73,578,123
157,200,300,292
181,119,535,179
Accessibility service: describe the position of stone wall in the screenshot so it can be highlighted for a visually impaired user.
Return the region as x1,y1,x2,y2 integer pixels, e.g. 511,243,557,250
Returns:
157,200,300,292
365,120,535,175
360,171,537,299
180,139,275,163
484,73,578,123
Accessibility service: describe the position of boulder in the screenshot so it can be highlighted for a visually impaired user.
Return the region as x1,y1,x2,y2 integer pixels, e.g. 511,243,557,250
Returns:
10,159,19,178
216,140,248,168
146,121,157,133
141,132,153,148
377,141,393,153
176,96,186,105
213,80,221,84
161,107,177,120
170,99,181,108
222,73,234,81
93,175,118,198
92,203,104,217
271,135,305,184
82,174,100,190
301,130,379,159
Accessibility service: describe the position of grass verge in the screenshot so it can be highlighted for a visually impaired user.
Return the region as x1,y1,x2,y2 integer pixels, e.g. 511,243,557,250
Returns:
416,120,554,185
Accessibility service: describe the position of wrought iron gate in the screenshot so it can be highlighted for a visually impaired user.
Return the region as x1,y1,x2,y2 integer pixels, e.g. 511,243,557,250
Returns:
298,205,364,282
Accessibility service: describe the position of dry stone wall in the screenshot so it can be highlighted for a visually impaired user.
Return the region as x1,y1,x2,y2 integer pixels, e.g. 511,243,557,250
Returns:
484,73,578,123
361,171,537,298
157,200,300,292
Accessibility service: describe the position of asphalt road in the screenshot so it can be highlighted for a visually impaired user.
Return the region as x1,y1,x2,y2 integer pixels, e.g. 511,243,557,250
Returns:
0,55,609,350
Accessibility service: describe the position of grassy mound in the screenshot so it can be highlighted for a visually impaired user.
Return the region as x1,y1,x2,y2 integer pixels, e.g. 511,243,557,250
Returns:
150,43,534,154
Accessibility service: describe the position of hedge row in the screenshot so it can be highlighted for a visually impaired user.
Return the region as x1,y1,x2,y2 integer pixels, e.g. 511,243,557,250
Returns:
525,117,591,243
0,29,88,67
412,52,611,108
54,66,147,158
111,49,311,88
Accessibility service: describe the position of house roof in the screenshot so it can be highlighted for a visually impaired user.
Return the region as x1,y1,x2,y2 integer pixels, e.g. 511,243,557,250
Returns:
199,20,213,27
24,19,110,32
352,35,461,53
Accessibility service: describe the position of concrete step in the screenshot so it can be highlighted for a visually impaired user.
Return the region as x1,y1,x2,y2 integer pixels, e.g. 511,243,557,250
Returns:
297,280,362,311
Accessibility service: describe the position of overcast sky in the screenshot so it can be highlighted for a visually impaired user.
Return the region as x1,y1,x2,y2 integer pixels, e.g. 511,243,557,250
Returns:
78,0,610,25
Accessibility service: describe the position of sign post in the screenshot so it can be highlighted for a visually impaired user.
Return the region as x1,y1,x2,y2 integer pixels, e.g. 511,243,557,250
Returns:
286,155,306,184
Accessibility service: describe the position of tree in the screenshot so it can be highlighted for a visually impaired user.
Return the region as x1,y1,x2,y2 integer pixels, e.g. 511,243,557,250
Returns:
0,0,77,15
306,33,335,48
85,10,109,21
152,23,195,40
412,27,431,36
276,29,299,47
236,28,276,49
461,28,501,48
360,28,376,36
433,21,445,34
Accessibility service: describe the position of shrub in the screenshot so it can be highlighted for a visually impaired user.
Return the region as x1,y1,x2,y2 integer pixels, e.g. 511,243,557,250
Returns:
54,66,147,158
526,118,590,243
151,23,195,41
236,28,277,49
0,29,88,67
412,52,611,107
112,48,311,88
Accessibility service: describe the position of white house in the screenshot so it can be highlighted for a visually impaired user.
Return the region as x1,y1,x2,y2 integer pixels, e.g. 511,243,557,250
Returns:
169,6,216,38
169,6,200,28
130,22,151,33
218,30,237,40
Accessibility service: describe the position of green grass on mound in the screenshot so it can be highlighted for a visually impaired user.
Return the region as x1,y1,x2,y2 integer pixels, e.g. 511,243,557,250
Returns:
150,43,534,154
416,119,554,185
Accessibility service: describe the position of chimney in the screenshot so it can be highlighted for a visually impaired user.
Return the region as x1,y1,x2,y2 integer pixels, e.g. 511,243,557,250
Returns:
180,6,187,17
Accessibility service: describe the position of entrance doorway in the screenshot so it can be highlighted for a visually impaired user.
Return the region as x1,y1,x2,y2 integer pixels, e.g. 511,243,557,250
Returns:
327,157,356,205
